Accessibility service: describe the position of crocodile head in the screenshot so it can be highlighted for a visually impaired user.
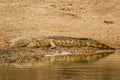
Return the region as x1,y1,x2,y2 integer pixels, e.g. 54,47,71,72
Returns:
10,37,31,47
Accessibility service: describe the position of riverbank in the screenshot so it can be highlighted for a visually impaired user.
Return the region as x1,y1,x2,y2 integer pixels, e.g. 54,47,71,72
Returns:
0,0,120,67
0,0,120,49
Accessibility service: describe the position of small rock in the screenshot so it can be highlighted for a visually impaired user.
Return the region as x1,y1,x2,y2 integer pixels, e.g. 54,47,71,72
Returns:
104,20,114,24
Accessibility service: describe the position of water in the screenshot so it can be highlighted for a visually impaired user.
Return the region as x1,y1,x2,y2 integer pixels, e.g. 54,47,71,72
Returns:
0,52,120,80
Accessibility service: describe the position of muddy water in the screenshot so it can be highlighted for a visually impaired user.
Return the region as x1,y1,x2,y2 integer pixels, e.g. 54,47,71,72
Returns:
0,52,120,80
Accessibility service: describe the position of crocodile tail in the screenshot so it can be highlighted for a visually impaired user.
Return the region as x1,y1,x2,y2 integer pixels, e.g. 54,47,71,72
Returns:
81,39,115,50
88,41,115,50
96,42,115,50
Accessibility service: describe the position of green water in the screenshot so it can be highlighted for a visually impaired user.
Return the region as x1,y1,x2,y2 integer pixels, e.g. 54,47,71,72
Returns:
0,52,120,80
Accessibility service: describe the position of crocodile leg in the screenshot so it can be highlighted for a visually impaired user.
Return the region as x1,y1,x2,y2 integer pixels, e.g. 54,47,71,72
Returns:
49,39,56,49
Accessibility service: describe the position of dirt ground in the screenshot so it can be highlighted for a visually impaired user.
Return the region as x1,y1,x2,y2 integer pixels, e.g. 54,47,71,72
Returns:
0,0,120,67
0,0,120,49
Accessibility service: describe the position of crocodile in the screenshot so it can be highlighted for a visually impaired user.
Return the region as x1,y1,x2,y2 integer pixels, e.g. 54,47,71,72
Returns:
10,36,115,50
0,36,117,68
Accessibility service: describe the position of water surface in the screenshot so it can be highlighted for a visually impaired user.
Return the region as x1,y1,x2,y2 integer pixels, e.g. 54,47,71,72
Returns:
0,52,120,80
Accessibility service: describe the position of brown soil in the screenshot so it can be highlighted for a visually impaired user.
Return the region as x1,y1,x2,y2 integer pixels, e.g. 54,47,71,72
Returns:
0,0,120,66
0,0,120,48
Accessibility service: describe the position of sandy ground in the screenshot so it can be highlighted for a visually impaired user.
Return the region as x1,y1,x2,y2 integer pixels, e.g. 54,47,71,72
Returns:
0,0,120,49
0,0,120,67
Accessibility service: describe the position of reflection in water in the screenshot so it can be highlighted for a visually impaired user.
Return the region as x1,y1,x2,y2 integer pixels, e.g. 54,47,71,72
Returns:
47,51,114,64
0,52,120,80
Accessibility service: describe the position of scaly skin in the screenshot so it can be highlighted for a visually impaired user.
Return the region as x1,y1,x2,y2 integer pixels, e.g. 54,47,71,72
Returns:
10,36,115,50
